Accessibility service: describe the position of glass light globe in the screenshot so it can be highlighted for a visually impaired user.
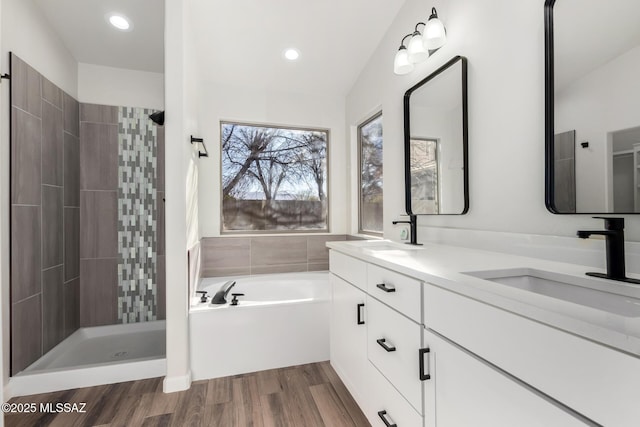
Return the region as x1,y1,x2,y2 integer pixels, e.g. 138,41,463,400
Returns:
393,47,414,75
423,17,447,50
407,33,429,63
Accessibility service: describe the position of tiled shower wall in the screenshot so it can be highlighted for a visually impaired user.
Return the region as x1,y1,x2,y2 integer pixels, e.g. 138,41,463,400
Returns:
200,235,348,278
79,104,165,326
10,54,165,373
10,54,80,374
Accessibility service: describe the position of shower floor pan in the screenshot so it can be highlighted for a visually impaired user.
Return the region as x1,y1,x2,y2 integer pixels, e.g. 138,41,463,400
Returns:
9,321,166,397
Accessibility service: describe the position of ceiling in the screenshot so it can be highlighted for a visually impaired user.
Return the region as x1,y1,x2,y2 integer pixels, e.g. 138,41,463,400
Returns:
35,0,165,73
187,0,406,96
34,0,406,97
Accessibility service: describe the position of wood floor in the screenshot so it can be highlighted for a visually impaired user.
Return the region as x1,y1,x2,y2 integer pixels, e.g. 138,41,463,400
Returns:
5,362,370,427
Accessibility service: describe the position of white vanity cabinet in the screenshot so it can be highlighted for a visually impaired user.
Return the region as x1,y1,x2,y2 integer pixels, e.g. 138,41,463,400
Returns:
329,251,425,426
421,328,586,427
329,273,368,405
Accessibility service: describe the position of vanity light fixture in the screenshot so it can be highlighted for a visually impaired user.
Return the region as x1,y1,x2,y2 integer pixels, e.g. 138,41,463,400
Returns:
394,7,447,75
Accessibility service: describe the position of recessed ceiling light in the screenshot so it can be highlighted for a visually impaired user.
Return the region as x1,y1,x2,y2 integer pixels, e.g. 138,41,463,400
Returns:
108,14,132,31
284,48,300,61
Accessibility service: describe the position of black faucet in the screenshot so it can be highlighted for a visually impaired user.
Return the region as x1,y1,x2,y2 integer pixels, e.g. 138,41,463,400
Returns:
210,281,237,304
577,217,640,285
392,214,422,246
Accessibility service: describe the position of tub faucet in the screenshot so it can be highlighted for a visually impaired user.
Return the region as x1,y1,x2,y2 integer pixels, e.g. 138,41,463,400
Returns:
577,217,640,285
392,214,422,245
210,281,237,304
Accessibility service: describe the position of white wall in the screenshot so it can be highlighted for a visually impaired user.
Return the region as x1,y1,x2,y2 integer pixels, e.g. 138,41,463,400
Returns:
0,0,78,400
555,45,640,212
197,83,347,237
162,0,199,393
78,63,164,110
346,0,640,243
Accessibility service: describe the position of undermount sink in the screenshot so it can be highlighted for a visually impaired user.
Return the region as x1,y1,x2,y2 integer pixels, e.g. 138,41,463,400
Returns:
464,268,640,318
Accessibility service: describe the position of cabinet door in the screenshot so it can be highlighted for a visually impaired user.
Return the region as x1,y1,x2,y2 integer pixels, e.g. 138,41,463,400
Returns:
330,274,368,406
422,329,588,427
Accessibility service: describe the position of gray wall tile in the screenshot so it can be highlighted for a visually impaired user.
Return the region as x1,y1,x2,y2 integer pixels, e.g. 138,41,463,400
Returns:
11,206,41,302
10,54,41,117
307,235,346,263
201,237,250,270
80,123,118,190
11,107,41,205
251,236,307,266
201,266,251,278
63,92,79,137
42,266,64,353
41,101,64,186
157,127,165,192
42,185,63,268
63,278,80,338
346,235,367,241
64,207,80,280
80,258,117,327
80,103,118,124
41,76,62,109
80,191,117,259
157,256,165,320
308,263,330,272
12,294,42,374
64,133,80,207
251,264,308,275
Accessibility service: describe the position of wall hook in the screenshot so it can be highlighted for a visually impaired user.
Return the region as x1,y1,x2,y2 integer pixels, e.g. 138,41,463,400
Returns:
581,141,589,148
191,135,209,158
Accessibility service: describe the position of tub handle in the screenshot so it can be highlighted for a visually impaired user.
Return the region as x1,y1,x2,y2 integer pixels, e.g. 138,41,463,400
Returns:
376,283,396,293
230,293,244,306
377,338,396,352
378,410,397,427
195,291,208,303
356,303,365,325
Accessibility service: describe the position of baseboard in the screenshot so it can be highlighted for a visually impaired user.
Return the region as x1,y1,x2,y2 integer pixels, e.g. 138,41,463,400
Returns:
163,370,192,393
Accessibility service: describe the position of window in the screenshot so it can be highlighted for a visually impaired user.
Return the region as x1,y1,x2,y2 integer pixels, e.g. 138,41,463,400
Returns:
358,112,383,234
221,122,328,232
410,138,438,214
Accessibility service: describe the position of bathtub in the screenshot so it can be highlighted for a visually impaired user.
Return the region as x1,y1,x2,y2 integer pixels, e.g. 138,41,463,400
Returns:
189,271,330,380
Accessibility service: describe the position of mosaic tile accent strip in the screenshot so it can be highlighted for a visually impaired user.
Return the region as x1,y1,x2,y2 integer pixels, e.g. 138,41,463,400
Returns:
117,107,158,323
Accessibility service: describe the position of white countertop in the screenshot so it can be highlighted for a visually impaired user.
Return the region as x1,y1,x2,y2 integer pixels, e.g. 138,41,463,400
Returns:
326,239,640,357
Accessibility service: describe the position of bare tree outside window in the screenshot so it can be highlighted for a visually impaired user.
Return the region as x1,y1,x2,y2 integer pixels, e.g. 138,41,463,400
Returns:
359,113,383,234
410,138,438,214
221,122,328,232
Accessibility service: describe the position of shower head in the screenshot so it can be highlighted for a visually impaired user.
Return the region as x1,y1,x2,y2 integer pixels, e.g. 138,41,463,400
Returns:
149,110,164,126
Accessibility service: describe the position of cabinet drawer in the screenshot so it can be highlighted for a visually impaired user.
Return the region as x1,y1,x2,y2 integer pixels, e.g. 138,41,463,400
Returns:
365,361,423,427
329,251,366,291
367,297,423,414
367,264,421,322
424,283,640,427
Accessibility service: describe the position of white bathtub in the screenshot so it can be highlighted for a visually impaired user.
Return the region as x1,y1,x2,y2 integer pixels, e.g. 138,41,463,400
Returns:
189,271,330,380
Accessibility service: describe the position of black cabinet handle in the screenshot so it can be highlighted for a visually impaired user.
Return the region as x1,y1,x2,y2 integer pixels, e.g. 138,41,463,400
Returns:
378,410,397,427
357,303,365,325
376,283,396,293
419,347,431,381
377,338,396,352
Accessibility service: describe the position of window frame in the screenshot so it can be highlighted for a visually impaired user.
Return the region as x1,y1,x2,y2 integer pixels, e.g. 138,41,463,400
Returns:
357,111,383,236
219,120,331,235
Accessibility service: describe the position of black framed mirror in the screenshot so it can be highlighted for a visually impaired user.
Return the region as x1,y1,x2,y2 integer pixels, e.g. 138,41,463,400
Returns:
545,0,640,214
403,55,468,215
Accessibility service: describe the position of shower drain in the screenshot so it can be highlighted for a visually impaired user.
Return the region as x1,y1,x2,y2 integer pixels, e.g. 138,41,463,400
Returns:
110,350,129,359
